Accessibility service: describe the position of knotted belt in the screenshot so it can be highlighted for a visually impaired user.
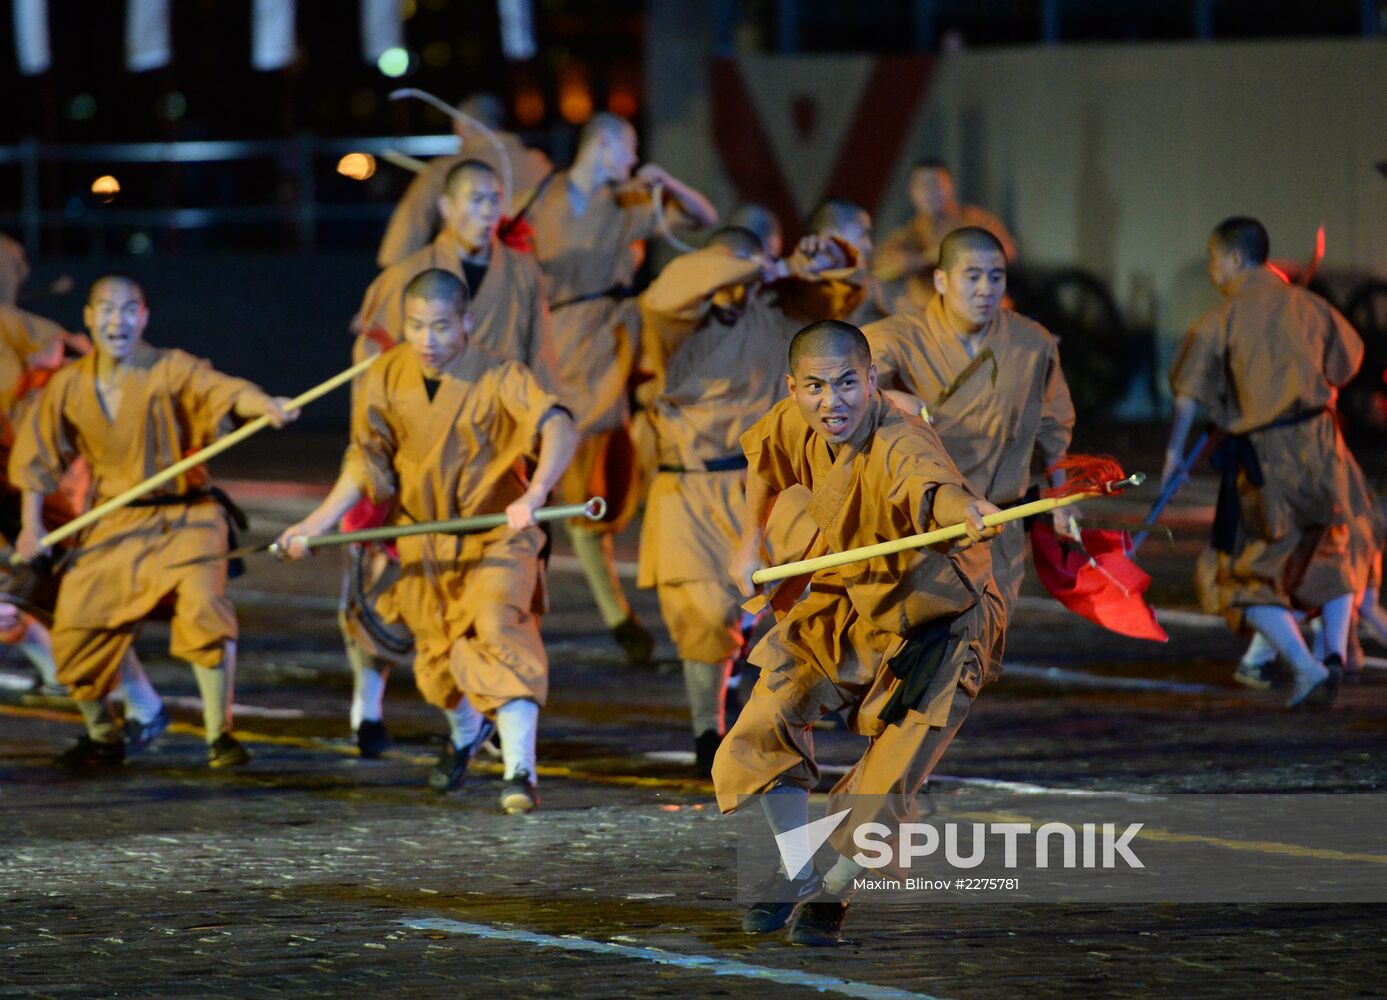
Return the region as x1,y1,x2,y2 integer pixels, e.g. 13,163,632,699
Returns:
656,454,749,474
1208,407,1326,554
129,486,250,577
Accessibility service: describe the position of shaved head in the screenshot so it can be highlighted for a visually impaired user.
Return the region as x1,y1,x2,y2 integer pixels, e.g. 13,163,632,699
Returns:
728,204,782,256
1211,216,1269,265
789,320,871,376
938,226,1005,272
404,268,471,318
708,225,764,259
809,199,868,235
578,111,635,151
88,272,146,306
443,158,499,195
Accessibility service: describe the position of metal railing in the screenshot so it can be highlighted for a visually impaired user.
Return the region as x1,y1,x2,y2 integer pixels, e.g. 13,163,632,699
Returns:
0,133,461,251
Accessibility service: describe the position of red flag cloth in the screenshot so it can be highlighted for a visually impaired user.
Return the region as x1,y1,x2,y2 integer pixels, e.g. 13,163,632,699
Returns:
341,497,398,559
496,215,535,253
1030,520,1168,642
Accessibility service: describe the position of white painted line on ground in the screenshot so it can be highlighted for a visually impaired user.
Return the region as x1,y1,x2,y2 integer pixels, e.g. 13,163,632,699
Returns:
0,671,33,692
161,695,305,720
1000,661,1219,694
400,916,937,999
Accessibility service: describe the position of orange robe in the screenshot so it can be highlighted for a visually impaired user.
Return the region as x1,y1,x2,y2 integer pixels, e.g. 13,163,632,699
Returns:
873,206,1017,310
1169,267,1365,627
635,248,859,663
8,345,270,700
865,298,1075,612
341,343,562,714
376,134,553,268
354,232,559,395
712,395,1005,845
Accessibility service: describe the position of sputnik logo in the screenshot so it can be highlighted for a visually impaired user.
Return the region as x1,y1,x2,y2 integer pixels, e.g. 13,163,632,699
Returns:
775,809,852,879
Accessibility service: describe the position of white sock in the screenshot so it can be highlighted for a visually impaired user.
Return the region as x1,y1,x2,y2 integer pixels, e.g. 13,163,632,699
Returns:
496,698,539,779
1309,617,1327,660
682,658,730,737
1240,632,1277,668
1320,593,1354,662
192,641,236,743
116,650,163,725
18,620,61,688
1246,605,1325,693
443,695,485,751
760,785,812,879
348,643,388,730
822,853,866,897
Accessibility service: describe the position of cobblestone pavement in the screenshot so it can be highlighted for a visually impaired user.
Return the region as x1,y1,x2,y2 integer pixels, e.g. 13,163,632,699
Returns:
3,472,1387,999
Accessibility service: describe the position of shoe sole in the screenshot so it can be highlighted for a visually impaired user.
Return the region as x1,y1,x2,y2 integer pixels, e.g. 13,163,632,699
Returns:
209,749,252,768
500,791,536,814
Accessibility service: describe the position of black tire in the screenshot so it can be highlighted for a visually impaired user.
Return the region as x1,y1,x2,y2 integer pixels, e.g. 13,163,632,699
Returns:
1022,269,1129,418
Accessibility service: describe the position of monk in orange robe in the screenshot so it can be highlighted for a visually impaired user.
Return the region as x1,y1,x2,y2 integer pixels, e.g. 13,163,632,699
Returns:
637,227,863,774
864,226,1076,616
1163,217,1364,709
376,94,553,268
10,275,297,769
278,270,577,813
809,199,891,327
527,112,718,665
873,159,1017,311
717,321,1005,946
344,158,561,755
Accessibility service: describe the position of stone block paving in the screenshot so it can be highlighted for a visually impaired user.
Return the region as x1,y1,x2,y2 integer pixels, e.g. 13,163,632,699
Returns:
2,474,1386,998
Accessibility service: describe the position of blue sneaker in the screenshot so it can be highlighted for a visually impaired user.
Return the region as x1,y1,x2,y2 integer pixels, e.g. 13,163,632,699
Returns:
126,706,171,753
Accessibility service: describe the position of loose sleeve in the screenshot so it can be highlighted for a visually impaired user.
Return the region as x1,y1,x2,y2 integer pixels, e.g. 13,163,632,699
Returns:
1035,337,1076,465
376,157,451,267
172,351,270,450
495,360,564,454
341,366,398,505
1322,302,1365,389
1168,314,1223,409
884,424,975,535
739,400,804,493
643,248,761,322
8,373,75,496
862,317,909,390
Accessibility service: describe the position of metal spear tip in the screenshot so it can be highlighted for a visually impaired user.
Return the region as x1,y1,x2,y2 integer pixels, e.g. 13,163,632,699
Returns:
583,497,608,521
1105,472,1146,493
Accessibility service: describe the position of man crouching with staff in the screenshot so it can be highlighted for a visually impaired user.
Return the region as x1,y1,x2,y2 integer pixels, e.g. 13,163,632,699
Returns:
717,320,1007,946
277,269,577,813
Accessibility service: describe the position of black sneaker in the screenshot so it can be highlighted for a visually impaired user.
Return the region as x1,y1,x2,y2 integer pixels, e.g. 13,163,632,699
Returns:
126,706,170,753
741,868,824,933
694,729,721,779
427,720,494,794
1287,656,1340,711
789,900,850,947
54,735,125,770
208,733,252,768
612,617,654,668
355,718,392,758
499,770,539,814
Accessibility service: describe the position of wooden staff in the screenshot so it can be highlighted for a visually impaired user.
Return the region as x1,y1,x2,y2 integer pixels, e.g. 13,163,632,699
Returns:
16,355,379,562
750,473,1144,586
278,497,606,555
169,498,608,568
381,149,426,174
388,87,514,203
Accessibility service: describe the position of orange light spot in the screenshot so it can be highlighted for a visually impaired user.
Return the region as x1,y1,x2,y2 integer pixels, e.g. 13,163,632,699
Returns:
336,153,377,181
608,85,638,119
91,175,120,201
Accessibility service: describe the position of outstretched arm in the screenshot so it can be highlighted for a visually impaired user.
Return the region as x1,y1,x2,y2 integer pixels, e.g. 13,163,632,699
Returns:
636,164,719,228
730,467,780,597
274,471,365,560
506,409,579,530
1161,394,1199,491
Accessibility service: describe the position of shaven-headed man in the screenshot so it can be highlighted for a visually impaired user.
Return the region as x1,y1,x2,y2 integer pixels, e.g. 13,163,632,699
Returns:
10,275,298,769
1164,217,1368,709
528,112,718,666
716,320,1006,946
863,226,1076,617
279,270,577,812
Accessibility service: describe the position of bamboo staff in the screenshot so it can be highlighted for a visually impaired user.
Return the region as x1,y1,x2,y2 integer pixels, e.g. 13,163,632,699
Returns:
276,497,606,555
14,355,379,563
380,149,427,174
169,498,608,569
750,473,1144,586
388,88,514,205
